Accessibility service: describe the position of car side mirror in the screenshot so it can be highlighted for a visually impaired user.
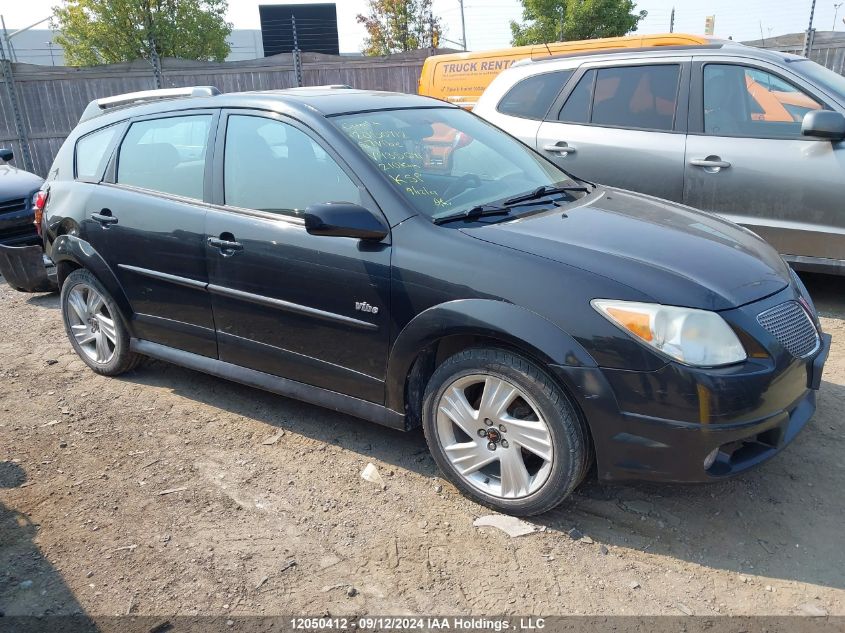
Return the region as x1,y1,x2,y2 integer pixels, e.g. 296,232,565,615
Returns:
0,148,13,163
801,110,845,140
303,202,388,241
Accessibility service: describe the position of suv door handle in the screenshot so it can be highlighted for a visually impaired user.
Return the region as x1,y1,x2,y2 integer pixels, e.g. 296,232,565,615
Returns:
91,209,118,226
690,157,731,169
543,142,576,155
208,236,243,255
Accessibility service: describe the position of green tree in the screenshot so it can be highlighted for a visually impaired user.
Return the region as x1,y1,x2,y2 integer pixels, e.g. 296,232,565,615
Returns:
357,0,442,56
52,0,232,66
510,0,647,46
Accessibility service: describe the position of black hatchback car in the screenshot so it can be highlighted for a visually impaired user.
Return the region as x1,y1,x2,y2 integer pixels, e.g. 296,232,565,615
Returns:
6,86,830,515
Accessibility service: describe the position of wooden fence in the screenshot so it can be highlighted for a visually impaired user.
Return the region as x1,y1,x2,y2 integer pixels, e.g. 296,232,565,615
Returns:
0,50,430,177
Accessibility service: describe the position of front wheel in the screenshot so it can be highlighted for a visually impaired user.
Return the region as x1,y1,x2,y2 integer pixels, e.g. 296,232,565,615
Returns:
422,348,590,516
61,268,141,376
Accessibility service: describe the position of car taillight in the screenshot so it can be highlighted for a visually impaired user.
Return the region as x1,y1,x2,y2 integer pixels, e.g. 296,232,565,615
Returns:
33,190,48,236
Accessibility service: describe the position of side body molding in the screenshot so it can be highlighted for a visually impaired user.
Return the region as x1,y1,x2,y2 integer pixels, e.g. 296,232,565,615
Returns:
385,299,598,412
51,234,134,329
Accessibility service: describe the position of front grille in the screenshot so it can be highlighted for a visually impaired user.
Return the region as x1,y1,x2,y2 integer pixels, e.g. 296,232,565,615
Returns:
0,197,27,215
756,301,819,358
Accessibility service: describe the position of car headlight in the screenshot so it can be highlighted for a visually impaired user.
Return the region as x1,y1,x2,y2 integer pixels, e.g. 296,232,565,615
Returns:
591,299,746,367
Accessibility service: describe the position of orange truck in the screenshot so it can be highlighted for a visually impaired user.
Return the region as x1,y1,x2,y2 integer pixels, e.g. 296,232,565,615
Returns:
418,33,716,109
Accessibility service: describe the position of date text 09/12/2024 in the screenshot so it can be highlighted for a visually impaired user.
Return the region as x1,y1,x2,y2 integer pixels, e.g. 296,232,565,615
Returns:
291,617,547,631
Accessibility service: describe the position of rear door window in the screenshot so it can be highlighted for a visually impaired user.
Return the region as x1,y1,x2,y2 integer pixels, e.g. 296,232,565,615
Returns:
558,69,595,123
591,65,680,131
558,65,681,131
75,125,121,181
497,70,573,120
116,114,212,200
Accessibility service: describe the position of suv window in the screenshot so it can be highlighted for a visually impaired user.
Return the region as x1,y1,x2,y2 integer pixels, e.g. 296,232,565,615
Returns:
76,125,121,181
497,70,573,120
704,64,824,138
558,69,595,123
223,115,360,216
117,115,211,200
558,65,680,131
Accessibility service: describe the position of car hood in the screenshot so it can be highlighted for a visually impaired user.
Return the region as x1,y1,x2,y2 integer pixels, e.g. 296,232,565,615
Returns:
460,187,790,311
0,165,43,199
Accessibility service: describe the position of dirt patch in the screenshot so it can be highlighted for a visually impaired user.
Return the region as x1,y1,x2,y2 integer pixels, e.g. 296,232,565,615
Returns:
0,273,843,617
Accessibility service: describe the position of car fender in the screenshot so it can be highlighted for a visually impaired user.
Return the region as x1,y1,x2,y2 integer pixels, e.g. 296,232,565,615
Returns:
385,298,597,412
52,234,134,328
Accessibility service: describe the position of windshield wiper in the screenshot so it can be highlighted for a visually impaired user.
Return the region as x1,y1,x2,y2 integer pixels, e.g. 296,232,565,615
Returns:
504,185,589,206
433,184,590,225
433,204,513,225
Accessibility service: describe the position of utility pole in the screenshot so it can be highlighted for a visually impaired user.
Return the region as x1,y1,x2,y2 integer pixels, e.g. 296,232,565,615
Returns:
458,0,467,50
0,16,16,62
144,8,163,88
669,7,675,33
291,15,303,87
0,35,34,172
149,35,163,88
835,3,843,30
803,0,817,57
559,10,564,41
429,11,436,54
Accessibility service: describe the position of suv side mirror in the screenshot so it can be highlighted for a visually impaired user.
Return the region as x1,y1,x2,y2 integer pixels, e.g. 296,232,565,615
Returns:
801,110,845,140
304,202,388,241
0,148,13,163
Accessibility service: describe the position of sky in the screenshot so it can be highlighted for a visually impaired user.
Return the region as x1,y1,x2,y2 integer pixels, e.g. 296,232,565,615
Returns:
0,0,838,53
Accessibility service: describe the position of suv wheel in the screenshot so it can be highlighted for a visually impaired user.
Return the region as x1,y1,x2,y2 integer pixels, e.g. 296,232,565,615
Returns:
61,269,141,375
422,348,590,516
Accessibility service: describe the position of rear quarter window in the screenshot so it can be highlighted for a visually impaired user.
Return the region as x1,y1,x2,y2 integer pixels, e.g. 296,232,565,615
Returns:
75,124,122,181
497,70,573,120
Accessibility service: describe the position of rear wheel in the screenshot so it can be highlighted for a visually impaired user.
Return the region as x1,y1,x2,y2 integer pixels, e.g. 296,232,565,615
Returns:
422,348,589,516
61,269,140,375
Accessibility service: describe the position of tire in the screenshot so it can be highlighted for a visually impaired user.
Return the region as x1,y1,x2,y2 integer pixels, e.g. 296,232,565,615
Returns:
422,347,590,516
60,268,141,376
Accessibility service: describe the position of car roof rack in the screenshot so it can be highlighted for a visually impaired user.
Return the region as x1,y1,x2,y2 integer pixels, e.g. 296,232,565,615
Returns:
282,84,354,91
79,86,221,123
526,42,730,64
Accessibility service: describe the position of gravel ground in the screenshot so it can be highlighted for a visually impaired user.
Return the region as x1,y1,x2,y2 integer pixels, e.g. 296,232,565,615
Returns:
0,272,843,618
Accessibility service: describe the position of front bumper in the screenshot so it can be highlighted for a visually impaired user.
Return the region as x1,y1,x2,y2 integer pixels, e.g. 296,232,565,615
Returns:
553,292,830,484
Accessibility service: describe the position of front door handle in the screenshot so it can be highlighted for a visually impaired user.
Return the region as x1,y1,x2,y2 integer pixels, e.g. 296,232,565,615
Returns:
690,157,731,170
208,236,243,255
91,209,118,226
543,142,577,155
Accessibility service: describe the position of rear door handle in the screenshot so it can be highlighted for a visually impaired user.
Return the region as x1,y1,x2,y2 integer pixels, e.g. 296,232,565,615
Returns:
91,209,118,226
690,158,731,169
208,236,243,254
543,142,577,155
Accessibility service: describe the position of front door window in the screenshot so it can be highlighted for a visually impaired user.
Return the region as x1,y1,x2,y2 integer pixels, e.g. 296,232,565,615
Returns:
703,64,824,138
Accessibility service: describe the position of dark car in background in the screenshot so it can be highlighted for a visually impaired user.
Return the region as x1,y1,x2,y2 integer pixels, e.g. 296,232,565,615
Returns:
0,86,830,515
0,148,43,246
0,148,53,292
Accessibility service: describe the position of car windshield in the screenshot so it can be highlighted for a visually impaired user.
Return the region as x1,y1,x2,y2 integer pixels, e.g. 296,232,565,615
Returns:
790,58,845,103
333,107,579,220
